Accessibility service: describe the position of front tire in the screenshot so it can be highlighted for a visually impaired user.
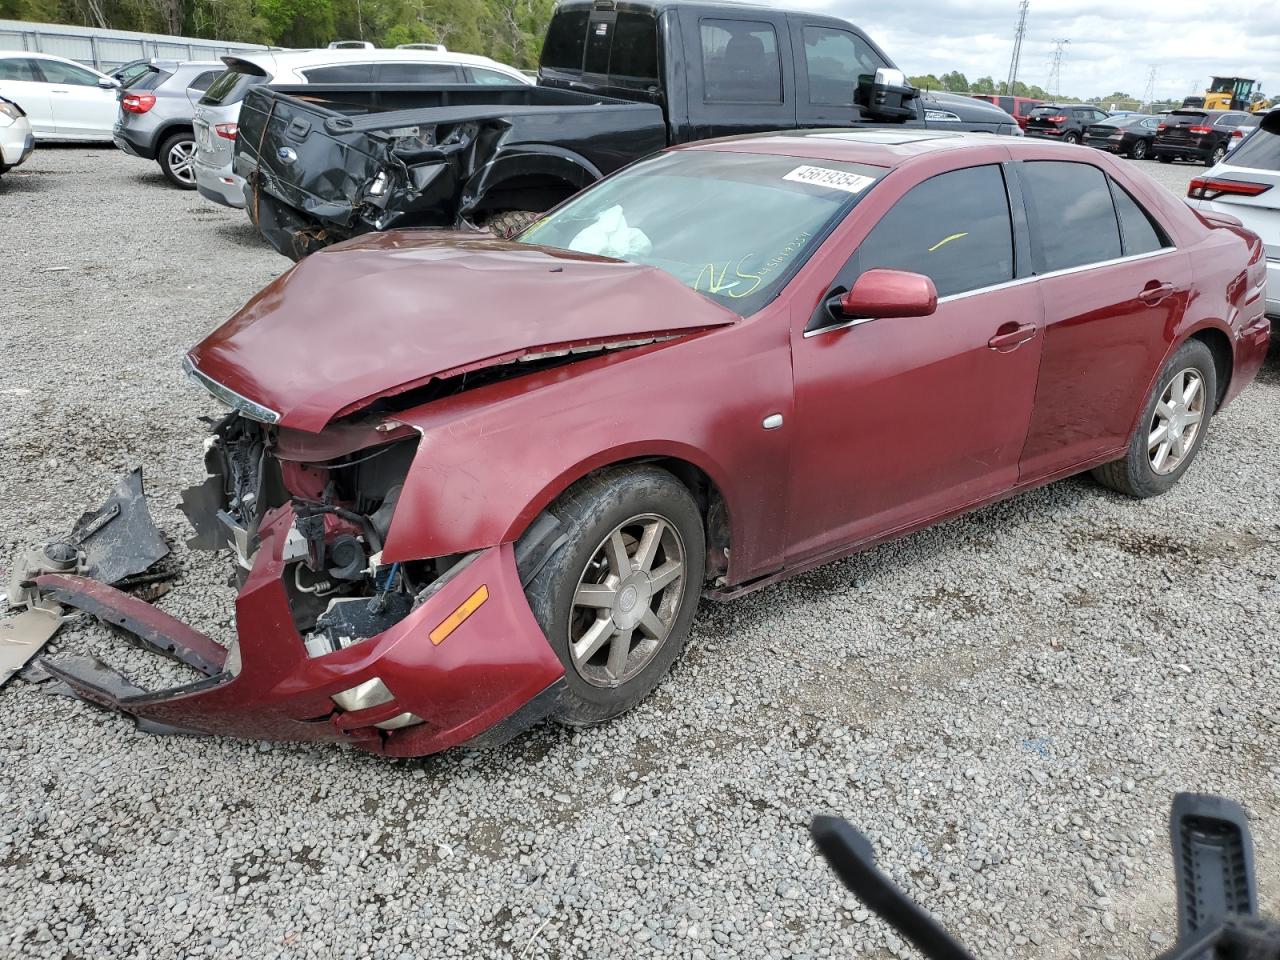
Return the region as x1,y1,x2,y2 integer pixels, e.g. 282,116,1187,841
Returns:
158,131,197,190
1091,339,1217,498
524,466,705,727
1207,144,1227,167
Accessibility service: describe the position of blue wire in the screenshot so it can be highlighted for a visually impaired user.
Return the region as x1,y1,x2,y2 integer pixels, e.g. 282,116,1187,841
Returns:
378,562,400,592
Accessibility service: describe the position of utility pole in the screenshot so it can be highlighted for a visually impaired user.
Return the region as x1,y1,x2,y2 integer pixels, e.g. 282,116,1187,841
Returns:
1141,65,1157,111
1004,0,1030,96
1048,38,1069,99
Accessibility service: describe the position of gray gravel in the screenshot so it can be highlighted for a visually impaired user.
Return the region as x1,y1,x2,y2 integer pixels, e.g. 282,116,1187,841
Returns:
1,146,1277,960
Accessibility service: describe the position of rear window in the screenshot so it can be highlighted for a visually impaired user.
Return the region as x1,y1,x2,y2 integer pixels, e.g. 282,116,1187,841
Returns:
125,66,172,91
701,19,782,104
201,61,270,106
1029,106,1062,118
609,11,659,81
302,63,373,83
1229,125,1280,171
1165,110,1207,125
374,63,462,83
542,7,589,71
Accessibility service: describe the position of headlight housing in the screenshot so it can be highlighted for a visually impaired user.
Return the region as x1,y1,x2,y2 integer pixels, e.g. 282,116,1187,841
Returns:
0,100,22,125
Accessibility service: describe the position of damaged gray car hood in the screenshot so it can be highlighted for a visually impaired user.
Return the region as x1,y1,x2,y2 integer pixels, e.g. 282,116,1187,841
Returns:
186,232,739,432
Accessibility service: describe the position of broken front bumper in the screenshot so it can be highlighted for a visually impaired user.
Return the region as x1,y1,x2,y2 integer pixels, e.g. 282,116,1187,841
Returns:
41,504,565,758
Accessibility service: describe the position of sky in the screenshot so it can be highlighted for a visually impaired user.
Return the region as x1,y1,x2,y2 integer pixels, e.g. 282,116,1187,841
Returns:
782,0,1280,102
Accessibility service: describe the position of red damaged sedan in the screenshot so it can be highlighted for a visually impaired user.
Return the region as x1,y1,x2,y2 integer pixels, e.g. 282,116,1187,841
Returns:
39,131,1270,757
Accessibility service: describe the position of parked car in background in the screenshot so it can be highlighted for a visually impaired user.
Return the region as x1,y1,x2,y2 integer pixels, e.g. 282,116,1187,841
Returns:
113,60,225,189
1186,109,1280,320
0,52,120,141
1025,103,1110,143
0,94,34,178
970,94,1042,130
39,131,1271,755
1153,108,1259,166
192,47,531,210
1084,113,1160,159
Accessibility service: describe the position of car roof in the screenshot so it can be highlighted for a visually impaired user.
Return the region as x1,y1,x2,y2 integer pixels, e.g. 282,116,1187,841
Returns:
227,47,524,74
0,51,106,72
679,128,1104,169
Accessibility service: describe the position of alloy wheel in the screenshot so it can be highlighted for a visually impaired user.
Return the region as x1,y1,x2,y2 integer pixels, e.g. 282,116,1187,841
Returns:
1148,367,1206,475
567,514,686,688
168,140,197,184
1131,140,1147,160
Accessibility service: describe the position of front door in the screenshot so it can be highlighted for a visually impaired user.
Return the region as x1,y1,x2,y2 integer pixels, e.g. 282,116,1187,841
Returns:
38,59,116,138
786,163,1044,563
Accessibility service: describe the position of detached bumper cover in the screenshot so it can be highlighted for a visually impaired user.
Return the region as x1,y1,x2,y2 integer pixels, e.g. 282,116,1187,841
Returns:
40,504,565,757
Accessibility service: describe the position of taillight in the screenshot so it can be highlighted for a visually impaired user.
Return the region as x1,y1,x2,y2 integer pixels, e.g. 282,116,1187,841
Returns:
1048,115,1066,122
1157,123,1167,130
1188,177,1273,200
1188,125,1213,135
1231,128,1245,138
121,93,156,114
213,123,238,141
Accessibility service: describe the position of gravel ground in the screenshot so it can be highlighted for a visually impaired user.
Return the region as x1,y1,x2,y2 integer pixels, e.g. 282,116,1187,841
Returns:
1,146,1277,960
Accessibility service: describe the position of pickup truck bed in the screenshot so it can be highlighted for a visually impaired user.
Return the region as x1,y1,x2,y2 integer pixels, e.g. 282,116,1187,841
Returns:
236,84,666,259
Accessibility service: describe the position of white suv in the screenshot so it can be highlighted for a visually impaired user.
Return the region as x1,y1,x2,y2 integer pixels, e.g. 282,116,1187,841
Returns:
192,48,530,209
1187,109,1280,321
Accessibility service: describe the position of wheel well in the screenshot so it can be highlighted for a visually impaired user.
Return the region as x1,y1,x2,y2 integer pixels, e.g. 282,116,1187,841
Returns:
1189,328,1232,409
476,174,583,217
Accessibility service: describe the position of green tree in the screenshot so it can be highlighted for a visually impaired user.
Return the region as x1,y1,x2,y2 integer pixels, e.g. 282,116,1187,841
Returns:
908,73,943,90
969,76,996,95
939,70,968,93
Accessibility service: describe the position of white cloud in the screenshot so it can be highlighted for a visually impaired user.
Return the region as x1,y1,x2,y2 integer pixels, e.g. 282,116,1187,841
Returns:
781,0,1279,101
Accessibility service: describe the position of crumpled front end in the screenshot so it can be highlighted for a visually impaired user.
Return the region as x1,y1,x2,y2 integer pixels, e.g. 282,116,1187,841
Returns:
32,413,565,757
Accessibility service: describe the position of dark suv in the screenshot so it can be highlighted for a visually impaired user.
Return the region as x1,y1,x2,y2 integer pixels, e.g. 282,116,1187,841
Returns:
1152,109,1259,166
1025,103,1110,143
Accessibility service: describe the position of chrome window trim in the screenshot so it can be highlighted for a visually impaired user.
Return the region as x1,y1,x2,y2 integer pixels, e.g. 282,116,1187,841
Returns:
182,356,281,424
803,247,1177,337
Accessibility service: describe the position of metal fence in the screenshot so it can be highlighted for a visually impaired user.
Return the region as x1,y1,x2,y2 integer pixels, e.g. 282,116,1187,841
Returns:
0,19,268,72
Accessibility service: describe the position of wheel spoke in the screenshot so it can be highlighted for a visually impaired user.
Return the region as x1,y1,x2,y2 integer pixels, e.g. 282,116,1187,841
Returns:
605,628,633,679
1182,375,1201,406
604,529,631,578
638,608,666,640
648,559,683,592
1152,439,1171,471
1171,428,1186,459
1155,400,1176,420
574,582,615,609
572,616,614,666
633,519,665,573
1148,424,1168,450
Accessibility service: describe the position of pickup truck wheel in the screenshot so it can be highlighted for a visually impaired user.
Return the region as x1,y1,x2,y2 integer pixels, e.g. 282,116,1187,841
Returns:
488,210,541,239
1091,339,1216,498
524,466,705,727
158,132,198,190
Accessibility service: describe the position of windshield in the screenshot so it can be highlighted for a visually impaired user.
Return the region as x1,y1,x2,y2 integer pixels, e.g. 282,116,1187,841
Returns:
201,61,269,106
517,150,885,316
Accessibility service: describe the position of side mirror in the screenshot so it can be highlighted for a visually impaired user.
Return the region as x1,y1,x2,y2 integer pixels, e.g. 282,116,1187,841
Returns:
856,67,917,120
830,269,938,321
98,76,119,89
1262,109,1280,135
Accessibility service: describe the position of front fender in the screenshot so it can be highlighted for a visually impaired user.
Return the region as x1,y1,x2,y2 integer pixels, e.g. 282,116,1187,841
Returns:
380,318,794,584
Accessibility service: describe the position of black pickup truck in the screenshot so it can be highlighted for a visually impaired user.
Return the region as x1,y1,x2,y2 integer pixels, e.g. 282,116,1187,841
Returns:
236,0,1020,259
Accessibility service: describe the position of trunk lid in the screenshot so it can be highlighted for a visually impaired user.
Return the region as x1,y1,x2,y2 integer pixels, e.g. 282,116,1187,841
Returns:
187,233,738,431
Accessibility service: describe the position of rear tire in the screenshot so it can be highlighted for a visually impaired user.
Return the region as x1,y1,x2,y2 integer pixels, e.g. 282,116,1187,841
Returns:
487,210,542,239
1207,144,1226,167
1129,138,1148,160
1157,154,1173,163
1062,131,1081,144
1091,339,1217,498
158,131,198,190
524,466,705,727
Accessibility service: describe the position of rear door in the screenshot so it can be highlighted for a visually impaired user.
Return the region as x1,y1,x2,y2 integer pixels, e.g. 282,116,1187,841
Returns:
1015,160,1188,479
0,57,53,136
36,59,117,138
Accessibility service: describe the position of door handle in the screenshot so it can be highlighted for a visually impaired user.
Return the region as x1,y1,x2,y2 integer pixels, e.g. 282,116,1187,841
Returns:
1139,282,1174,305
987,322,1037,352
51,88,69,94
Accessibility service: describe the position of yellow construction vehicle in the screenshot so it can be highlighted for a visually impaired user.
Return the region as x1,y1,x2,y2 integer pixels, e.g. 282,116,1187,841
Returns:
1191,76,1258,111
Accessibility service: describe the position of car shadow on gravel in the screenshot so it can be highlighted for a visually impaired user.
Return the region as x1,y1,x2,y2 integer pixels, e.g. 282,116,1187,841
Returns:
1255,331,1280,385
214,219,270,248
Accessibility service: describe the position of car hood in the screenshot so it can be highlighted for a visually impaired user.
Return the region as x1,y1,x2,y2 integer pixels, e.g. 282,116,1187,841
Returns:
187,231,739,432
927,91,1014,123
